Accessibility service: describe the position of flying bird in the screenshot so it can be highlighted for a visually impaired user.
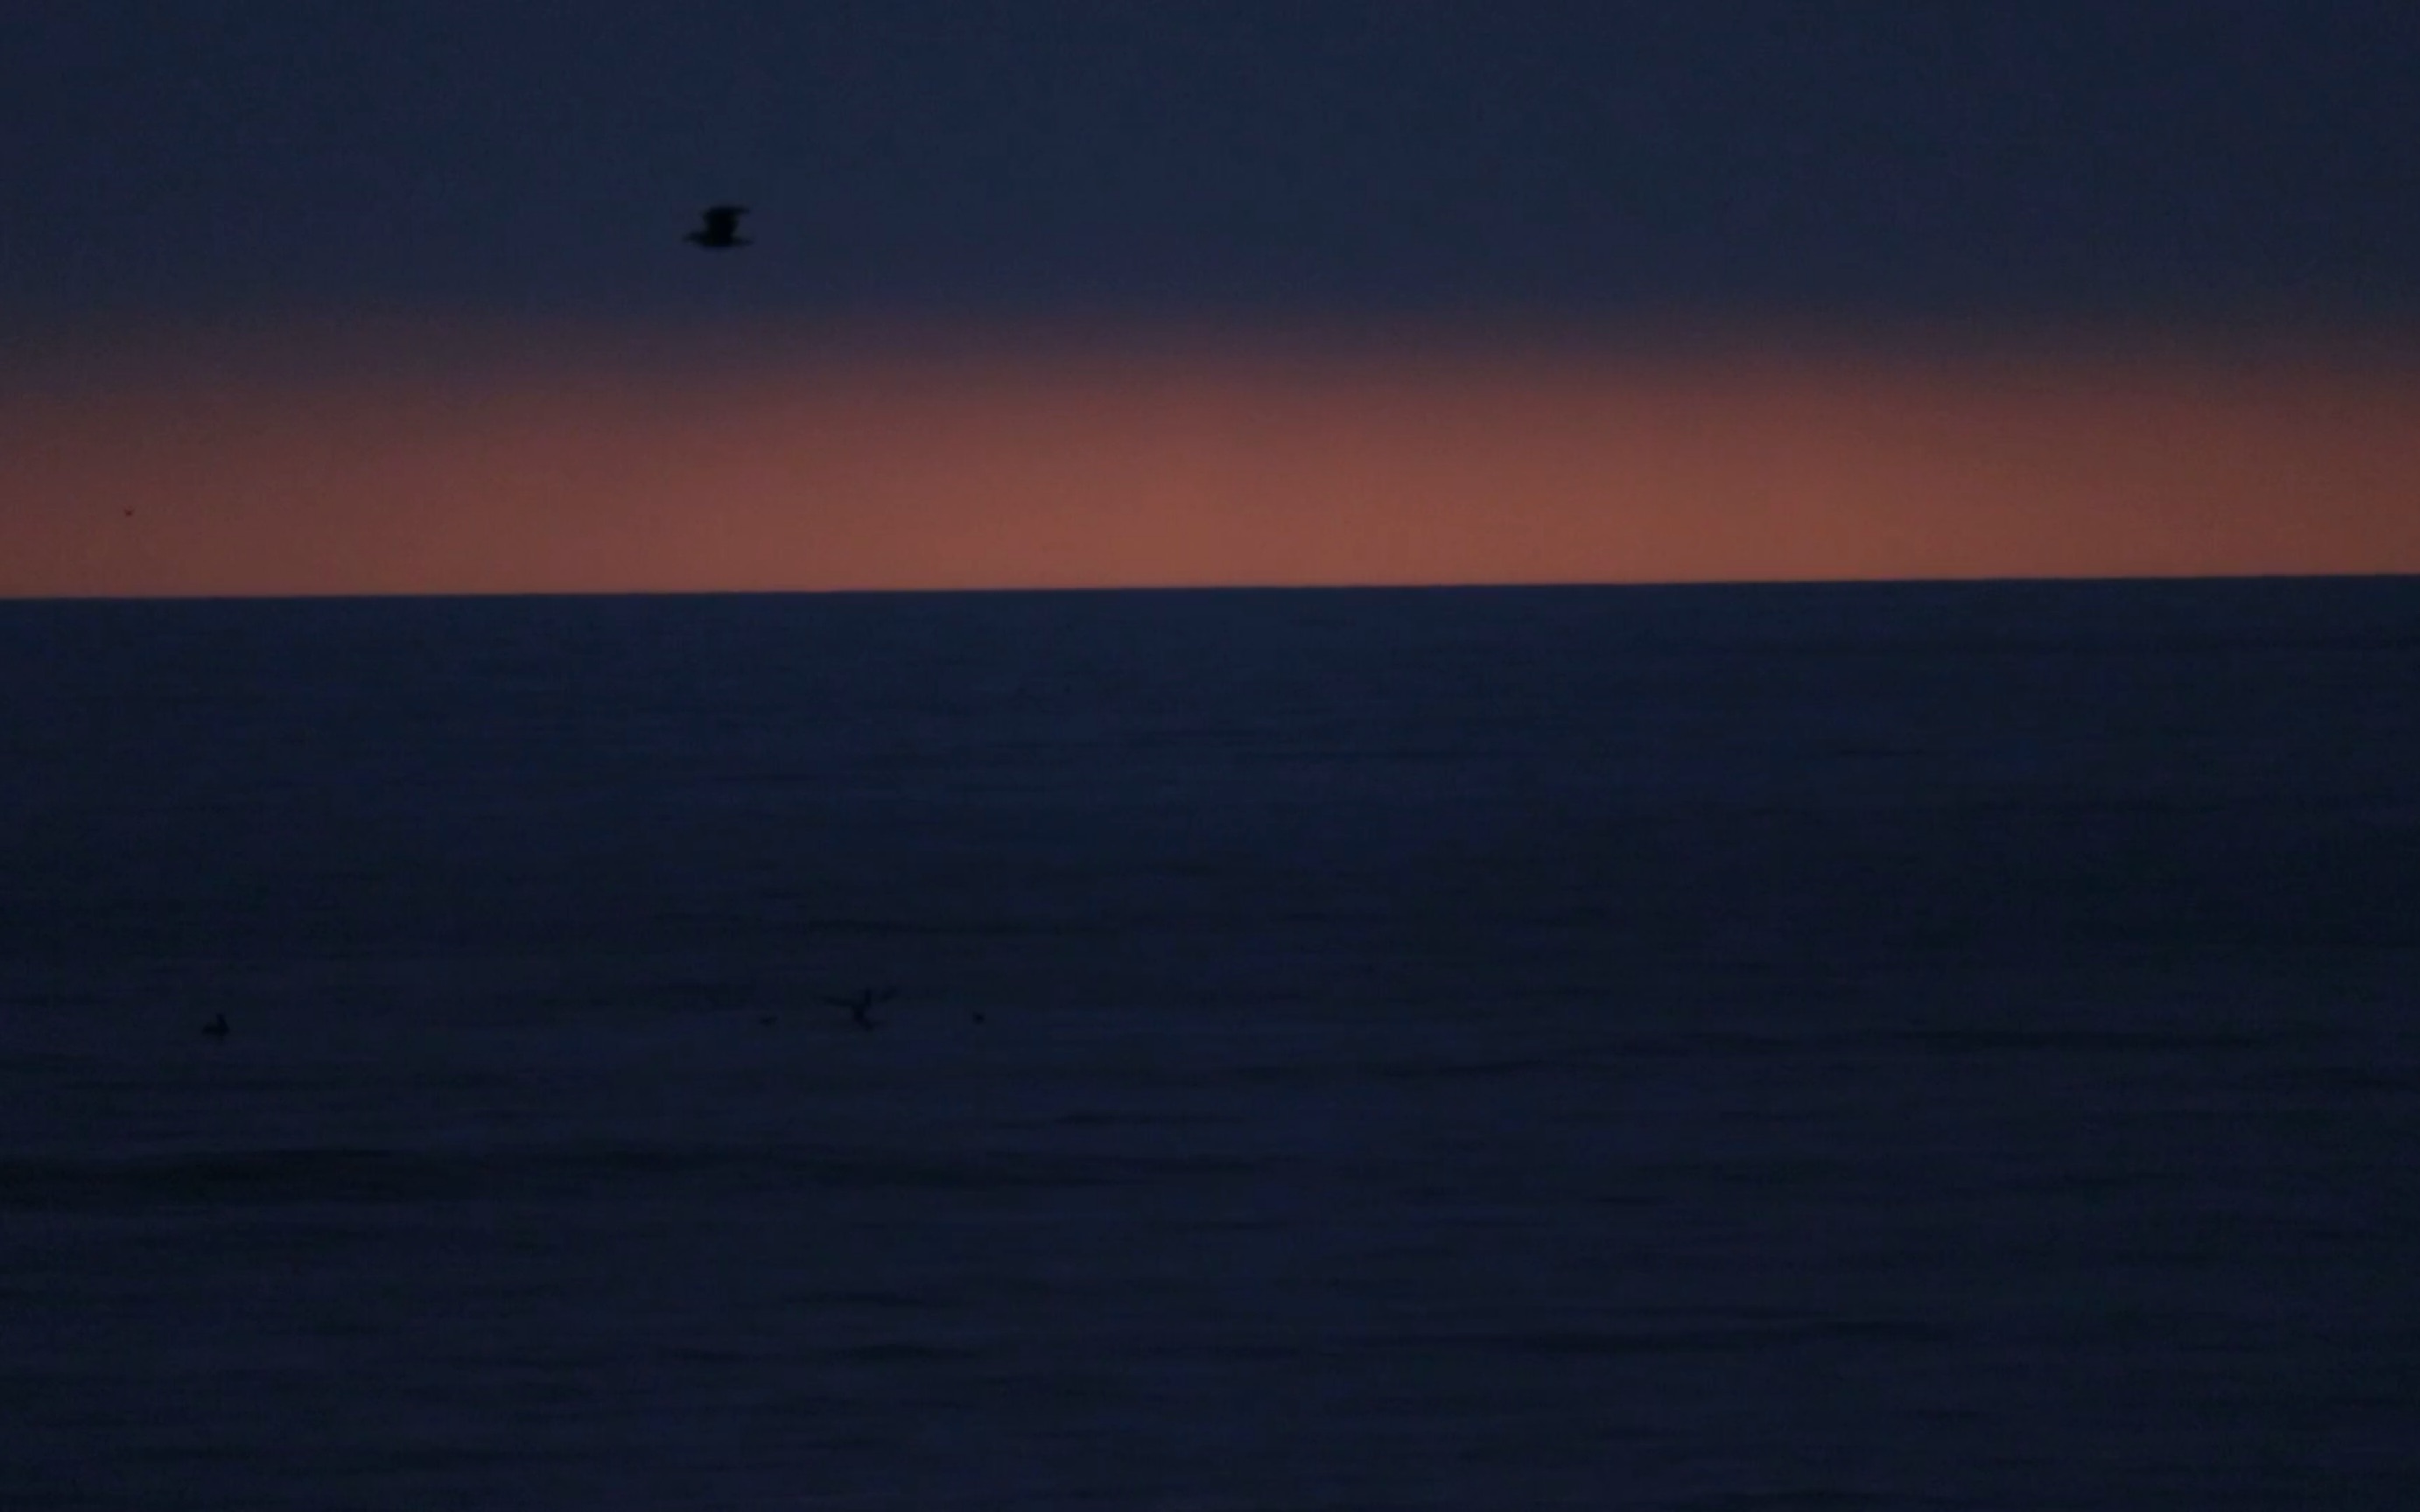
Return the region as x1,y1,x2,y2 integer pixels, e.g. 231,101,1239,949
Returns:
685,205,751,250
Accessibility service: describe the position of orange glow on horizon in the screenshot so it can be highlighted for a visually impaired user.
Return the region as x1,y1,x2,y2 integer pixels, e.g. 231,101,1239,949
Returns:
4,321,2416,597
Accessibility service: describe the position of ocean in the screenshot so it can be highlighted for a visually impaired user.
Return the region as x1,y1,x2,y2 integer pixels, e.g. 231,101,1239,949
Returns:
2,578,2415,1509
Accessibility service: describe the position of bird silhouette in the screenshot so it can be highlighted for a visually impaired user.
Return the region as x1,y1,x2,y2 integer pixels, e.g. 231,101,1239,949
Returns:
685,205,751,249
824,988,898,1031
200,1012,229,1041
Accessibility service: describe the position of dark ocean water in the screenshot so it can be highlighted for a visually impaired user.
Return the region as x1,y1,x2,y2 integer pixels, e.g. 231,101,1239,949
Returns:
2,578,2416,1510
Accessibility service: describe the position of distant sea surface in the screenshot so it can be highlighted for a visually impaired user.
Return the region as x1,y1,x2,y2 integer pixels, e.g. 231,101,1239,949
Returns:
3,578,2416,1511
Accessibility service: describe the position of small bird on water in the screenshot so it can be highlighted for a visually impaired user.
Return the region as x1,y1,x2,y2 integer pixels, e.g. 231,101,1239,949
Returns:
685,205,751,250
201,1012,229,1040
824,988,898,1031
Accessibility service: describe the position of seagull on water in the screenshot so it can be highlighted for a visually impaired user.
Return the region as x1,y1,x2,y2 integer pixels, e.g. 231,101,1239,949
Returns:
824,988,898,1031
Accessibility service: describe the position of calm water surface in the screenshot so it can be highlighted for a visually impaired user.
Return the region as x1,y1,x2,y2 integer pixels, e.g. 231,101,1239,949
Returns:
3,580,2416,1509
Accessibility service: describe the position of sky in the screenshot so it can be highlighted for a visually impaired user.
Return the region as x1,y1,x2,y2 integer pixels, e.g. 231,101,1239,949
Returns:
4,2,2418,596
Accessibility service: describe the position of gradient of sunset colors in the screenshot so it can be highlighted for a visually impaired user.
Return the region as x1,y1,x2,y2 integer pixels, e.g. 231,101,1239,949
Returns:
9,9,2420,596
4,323,2417,598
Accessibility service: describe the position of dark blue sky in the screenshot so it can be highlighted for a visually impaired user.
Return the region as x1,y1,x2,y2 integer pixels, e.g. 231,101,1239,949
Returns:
6,2,2419,329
